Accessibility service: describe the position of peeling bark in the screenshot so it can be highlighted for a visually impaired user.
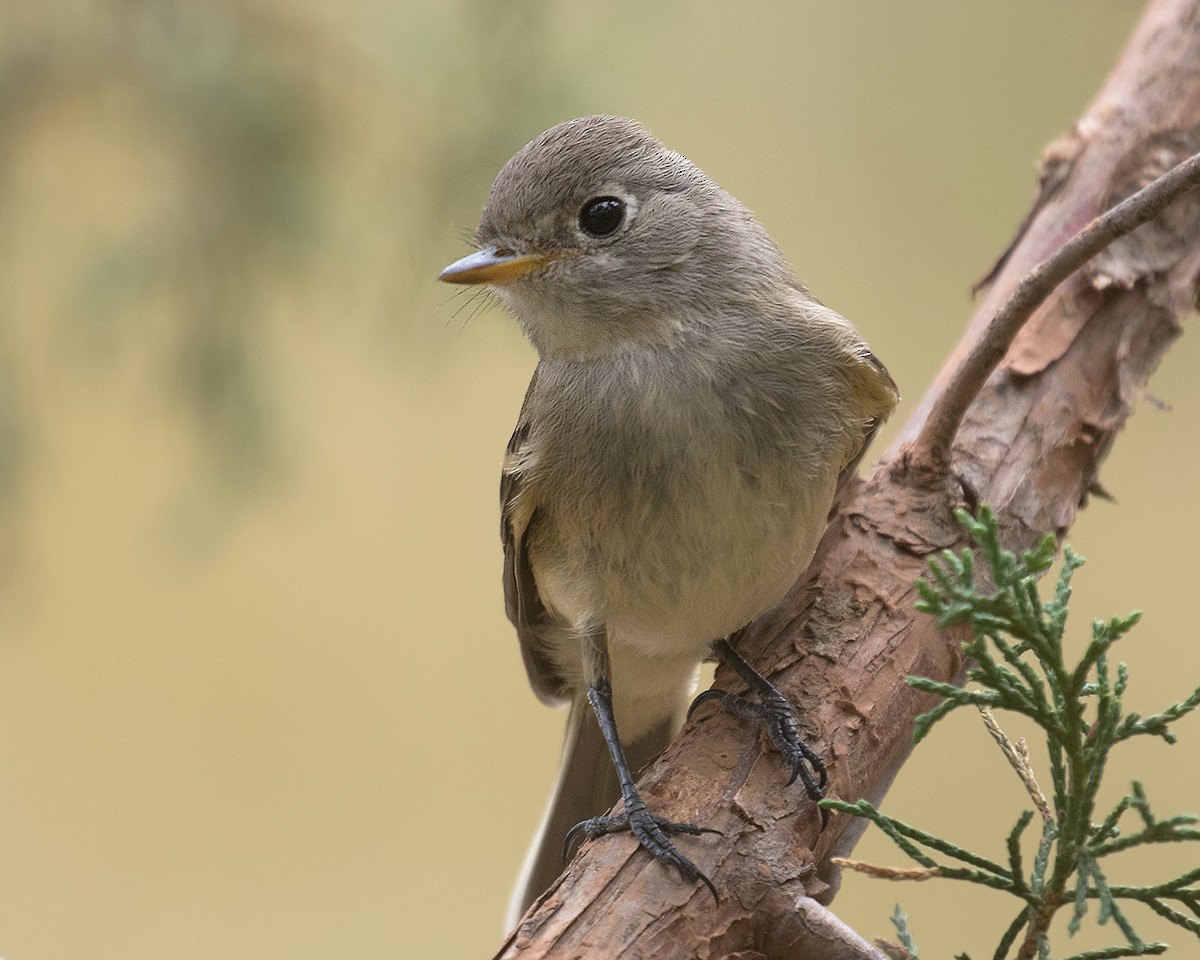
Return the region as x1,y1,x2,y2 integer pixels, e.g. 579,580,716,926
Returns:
495,2,1200,956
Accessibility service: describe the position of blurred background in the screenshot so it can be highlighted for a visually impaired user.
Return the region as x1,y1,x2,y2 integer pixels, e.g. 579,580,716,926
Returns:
2,1,1197,957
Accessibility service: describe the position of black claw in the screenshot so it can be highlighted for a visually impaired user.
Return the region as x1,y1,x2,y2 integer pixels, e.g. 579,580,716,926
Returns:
562,814,621,862
686,688,727,719
580,679,721,904
691,863,720,904
708,638,829,809
562,805,721,903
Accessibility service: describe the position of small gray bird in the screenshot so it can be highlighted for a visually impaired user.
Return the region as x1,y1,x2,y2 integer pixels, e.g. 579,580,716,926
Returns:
439,115,897,922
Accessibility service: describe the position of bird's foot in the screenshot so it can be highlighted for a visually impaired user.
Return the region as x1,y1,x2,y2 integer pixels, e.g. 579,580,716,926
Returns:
692,639,827,823
563,794,720,902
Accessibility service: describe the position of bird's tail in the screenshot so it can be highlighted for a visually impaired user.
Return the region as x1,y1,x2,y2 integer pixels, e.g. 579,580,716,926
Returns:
505,694,679,926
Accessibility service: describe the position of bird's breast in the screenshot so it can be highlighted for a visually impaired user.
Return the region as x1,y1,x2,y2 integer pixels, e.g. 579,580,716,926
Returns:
523,351,838,658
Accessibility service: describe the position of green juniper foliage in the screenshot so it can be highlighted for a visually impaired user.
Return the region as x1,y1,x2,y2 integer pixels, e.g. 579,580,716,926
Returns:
822,506,1200,960
890,904,921,958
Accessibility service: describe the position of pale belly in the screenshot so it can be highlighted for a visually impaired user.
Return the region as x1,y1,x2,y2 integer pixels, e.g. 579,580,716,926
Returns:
517,346,854,734
530,454,834,674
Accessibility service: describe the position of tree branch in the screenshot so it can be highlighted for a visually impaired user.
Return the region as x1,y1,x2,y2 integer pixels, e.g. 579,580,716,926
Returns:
913,149,1200,474
496,1,1200,955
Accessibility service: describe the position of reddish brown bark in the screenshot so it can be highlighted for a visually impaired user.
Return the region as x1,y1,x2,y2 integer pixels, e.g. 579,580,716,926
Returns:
496,2,1200,956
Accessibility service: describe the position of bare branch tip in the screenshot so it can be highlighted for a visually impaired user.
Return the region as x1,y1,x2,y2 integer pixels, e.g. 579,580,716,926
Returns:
913,150,1200,471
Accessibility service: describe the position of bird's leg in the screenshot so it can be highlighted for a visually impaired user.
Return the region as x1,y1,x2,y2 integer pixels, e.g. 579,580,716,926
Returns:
564,630,719,901
691,633,827,816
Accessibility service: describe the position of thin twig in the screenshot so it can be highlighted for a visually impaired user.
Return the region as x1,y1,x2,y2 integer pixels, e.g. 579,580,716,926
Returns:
914,150,1200,472
979,707,1054,826
831,858,941,882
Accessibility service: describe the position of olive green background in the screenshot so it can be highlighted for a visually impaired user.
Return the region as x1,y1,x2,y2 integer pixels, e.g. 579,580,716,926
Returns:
2,2,1197,957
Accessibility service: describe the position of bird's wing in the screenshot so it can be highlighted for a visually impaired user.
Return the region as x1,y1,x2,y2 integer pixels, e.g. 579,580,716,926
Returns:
836,348,900,494
501,366,571,706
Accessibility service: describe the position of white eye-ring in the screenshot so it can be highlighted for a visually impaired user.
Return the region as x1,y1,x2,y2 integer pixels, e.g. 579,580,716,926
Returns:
578,197,625,236
576,190,638,241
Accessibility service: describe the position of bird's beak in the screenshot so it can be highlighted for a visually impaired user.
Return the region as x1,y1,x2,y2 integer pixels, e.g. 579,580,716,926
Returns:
438,247,557,285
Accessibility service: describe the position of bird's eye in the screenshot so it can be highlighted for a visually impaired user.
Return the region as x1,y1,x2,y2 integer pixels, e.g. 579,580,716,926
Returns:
578,196,626,238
